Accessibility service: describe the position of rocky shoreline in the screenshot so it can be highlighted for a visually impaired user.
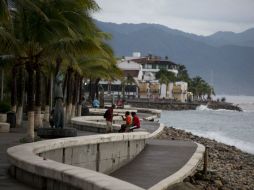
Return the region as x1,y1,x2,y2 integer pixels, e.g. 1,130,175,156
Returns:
207,101,242,112
157,127,254,190
126,99,242,111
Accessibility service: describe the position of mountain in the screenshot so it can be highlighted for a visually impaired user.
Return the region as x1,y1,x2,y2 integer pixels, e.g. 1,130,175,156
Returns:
95,20,254,95
196,28,254,47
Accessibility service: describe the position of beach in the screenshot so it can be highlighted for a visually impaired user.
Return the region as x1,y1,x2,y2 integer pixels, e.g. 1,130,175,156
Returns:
157,127,254,190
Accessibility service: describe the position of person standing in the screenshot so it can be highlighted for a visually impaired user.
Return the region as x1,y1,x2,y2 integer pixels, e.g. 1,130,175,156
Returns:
104,104,115,133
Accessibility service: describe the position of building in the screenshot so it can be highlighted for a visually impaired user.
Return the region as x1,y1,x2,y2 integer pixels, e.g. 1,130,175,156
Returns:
160,82,188,102
99,53,188,102
131,55,178,81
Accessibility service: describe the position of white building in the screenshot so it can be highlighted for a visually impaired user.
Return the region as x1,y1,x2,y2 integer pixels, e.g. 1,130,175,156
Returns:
130,54,178,81
117,60,143,81
99,53,188,101
160,82,188,102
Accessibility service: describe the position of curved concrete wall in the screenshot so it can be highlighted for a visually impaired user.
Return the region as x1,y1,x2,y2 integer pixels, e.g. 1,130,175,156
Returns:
71,115,125,133
8,132,149,190
7,108,204,190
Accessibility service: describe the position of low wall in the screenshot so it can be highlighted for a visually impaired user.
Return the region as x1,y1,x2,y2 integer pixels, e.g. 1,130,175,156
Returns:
7,132,149,190
71,108,161,133
128,101,198,110
71,115,145,133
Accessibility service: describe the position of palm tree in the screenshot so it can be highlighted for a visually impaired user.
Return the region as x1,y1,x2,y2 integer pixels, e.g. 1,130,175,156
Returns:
16,65,25,127
156,69,176,97
0,0,101,140
158,74,169,97
177,64,189,82
188,76,215,100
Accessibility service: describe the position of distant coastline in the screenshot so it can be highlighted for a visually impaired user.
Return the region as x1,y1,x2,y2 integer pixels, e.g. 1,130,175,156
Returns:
126,99,242,111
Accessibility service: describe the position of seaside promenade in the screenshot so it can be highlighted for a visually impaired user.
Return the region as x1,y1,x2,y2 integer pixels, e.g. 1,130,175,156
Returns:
1,111,204,190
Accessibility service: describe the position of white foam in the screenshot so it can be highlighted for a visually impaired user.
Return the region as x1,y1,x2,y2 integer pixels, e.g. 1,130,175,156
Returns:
193,131,254,155
196,105,237,112
196,105,211,111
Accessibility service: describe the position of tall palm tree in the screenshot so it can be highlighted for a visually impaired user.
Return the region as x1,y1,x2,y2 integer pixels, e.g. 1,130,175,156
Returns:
0,0,101,140
188,76,214,100
158,74,169,97
156,69,176,97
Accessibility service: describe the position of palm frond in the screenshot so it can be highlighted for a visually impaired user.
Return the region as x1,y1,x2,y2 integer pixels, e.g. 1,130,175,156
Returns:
0,0,10,23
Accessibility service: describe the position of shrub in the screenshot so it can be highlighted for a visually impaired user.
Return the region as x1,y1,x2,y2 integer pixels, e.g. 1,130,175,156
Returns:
0,101,11,113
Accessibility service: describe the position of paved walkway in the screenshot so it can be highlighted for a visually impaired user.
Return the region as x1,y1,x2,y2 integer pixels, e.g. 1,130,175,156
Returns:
0,124,96,190
0,127,35,190
0,113,198,190
111,139,197,189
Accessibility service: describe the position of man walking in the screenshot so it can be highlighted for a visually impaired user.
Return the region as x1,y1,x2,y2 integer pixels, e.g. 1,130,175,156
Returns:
104,104,116,133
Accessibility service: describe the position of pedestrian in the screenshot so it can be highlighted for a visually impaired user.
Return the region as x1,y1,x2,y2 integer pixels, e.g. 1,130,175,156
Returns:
104,104,115,133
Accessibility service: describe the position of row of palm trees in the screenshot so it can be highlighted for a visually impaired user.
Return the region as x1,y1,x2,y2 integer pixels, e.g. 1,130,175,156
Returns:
155,66,215,99
0,0,122,140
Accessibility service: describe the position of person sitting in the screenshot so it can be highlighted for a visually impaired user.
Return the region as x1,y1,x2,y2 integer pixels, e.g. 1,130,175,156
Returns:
129,112,140,131
119,111,132,133
92,98,100,108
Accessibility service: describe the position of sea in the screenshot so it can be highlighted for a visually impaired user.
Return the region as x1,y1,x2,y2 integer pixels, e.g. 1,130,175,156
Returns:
160,95,254,155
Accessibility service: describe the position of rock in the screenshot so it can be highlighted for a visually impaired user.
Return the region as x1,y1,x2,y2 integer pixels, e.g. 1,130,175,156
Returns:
157,126,254,190
214,180,223,187
167,182,200,190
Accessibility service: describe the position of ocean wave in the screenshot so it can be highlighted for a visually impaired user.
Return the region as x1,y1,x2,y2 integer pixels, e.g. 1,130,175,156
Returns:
196,105,212,111
193,131,254,155
196,105,237,112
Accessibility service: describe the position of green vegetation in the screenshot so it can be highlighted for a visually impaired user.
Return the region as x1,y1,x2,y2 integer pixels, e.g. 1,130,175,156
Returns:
188,76,215,100
0,101,10,113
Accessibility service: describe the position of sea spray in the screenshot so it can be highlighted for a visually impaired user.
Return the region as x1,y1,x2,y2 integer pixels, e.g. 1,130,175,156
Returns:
160,96,254,154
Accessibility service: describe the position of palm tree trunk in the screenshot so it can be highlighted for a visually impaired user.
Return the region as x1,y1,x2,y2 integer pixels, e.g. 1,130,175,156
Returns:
11,66,17,112
71,73,78,118
166,83,168,98
16,66,25,127
26,64,35,141
95,78,100,99
63,72,68,101
90,80,96,101
77,77,83,116
34,65,42,129
44,76,51,122
66,67,73,123
0,67,4,101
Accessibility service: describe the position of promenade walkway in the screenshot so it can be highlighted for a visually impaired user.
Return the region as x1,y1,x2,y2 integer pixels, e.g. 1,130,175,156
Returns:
0,125,96,190
0,128,34,190
1,112,201,190
111,140,197,189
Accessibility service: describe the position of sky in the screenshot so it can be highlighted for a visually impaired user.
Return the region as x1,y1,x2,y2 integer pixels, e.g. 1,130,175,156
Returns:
93,0,254,36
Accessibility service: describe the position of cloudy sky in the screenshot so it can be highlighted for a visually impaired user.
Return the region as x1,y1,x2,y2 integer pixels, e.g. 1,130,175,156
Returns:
93,0,254,36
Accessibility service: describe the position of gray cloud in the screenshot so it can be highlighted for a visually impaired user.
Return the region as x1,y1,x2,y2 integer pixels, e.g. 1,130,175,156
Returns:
93,0,254,35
